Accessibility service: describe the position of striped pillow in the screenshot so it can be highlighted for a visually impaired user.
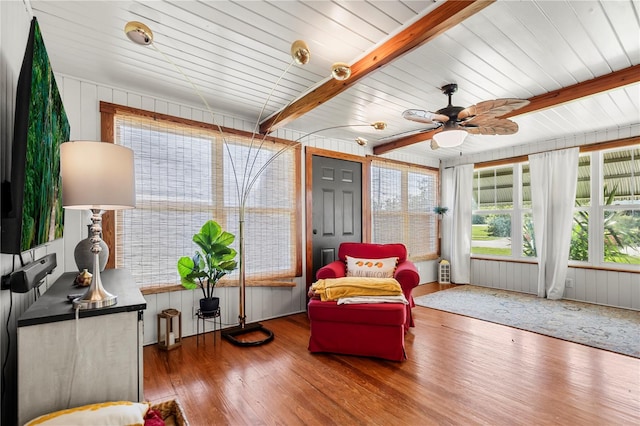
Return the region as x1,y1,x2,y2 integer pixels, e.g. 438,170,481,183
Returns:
25,401,149,426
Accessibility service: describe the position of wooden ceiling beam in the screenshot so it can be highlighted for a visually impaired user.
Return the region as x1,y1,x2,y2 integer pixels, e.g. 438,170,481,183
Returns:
501,64,640,118
259,0,494,134
374,64,640,155
373,129,440,154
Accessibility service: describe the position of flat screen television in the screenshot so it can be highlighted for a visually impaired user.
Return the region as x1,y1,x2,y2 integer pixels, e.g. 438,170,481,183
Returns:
1,17,70,254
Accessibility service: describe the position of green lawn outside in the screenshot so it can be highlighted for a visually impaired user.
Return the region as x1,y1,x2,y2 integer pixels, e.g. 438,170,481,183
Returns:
472,224,640,264
471,247,512,256
472,224,500,241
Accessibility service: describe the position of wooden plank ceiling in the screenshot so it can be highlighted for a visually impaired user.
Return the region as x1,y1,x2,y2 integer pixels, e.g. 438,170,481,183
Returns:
28,0,640,162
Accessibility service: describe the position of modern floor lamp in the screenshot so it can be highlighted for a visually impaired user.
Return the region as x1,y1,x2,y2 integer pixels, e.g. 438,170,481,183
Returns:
123,21,385,345
60,141,136,309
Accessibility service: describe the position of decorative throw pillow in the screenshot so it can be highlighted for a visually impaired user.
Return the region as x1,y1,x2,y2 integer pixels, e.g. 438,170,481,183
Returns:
25,401,150,426
144,408,166,426
345,255,399,278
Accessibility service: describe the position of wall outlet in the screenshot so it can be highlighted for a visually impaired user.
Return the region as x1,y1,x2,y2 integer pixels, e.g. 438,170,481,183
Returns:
565,278,574,288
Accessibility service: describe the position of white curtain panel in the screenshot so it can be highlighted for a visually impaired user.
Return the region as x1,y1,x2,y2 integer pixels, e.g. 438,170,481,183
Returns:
529,147,579,299
441,167,454,263
442,164,473,284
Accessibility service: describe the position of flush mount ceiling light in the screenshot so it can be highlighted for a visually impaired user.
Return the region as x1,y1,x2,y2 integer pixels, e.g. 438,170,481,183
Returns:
355,137,368,146
331,62,351,81
125,21,153,46
290,40,310,65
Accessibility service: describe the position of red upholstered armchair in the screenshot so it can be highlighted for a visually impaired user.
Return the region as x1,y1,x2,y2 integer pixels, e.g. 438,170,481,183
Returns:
315,242,420,330
308,243,420,361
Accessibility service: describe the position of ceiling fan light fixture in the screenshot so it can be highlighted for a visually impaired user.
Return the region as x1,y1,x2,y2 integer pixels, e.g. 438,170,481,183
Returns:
433,129,467,148
124,21,153,46
331,62,351,80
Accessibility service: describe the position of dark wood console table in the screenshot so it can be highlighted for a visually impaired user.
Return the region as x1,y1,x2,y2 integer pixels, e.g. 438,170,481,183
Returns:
17,269,146,424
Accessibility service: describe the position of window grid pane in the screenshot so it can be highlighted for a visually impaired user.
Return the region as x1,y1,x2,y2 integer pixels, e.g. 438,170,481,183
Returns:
471,213,512,256
522,212,535,258
474,167,514,210
576,154,591,207
371,160,438,260
603,148,639,203
600,147,640,266
602,209,640,265
570,210,589,262
522,164,531,208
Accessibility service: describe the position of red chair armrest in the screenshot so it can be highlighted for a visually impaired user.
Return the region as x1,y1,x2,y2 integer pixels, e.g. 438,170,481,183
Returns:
316,260,346,279
394,260,420,294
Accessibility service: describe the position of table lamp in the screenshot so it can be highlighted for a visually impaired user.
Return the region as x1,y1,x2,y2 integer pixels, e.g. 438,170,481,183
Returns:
60,141,135,309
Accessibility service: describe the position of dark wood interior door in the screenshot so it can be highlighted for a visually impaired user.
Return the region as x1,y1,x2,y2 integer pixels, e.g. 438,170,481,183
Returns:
311,155,362,280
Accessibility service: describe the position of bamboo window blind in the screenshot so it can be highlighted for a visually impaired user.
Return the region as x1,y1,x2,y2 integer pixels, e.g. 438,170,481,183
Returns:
112,112,299,289
370,158,439,261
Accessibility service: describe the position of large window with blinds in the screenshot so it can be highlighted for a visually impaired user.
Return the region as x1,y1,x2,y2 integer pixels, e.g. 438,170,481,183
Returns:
370,158,439,261
109,108,301,289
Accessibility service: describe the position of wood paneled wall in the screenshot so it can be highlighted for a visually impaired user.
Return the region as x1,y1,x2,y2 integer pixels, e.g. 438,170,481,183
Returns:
471,260,639,309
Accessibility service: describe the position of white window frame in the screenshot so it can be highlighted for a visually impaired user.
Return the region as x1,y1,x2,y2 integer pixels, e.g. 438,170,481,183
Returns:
471,144,639,272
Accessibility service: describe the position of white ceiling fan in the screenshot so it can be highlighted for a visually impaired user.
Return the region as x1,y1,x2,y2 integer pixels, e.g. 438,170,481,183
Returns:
402,84,530,149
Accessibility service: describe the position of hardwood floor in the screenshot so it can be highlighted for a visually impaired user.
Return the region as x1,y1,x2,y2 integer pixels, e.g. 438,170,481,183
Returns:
143,283,639,425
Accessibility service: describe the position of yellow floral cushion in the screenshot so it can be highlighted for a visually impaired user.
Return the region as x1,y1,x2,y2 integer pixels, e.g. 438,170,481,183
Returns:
345,255,399,279
25,401,149,426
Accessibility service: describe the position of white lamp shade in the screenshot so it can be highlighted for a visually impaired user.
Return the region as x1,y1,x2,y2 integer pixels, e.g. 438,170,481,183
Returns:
61,141,136,210
433,129,467,148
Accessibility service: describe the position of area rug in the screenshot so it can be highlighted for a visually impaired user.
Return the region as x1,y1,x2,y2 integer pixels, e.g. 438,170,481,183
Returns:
414,285,639,358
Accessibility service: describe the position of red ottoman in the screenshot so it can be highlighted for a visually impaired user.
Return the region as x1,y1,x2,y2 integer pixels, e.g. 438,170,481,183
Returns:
307,298,407,361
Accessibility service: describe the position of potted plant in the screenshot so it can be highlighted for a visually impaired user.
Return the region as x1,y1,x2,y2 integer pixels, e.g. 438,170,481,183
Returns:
177,220,238,314
433,206,449,217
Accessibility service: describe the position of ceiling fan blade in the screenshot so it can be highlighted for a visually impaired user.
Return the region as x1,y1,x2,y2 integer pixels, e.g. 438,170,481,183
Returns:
461,116,519,135
402,109,449,124
458,98,530,121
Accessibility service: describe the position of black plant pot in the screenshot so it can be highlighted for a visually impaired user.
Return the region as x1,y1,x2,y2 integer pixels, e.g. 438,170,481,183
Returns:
200,297,219,314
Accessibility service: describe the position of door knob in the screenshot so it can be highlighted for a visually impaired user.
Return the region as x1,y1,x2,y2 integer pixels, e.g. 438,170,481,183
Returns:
313,229,317,234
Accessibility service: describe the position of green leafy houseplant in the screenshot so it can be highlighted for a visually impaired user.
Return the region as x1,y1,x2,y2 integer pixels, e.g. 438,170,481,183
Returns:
433,206,449,216
177,220,238,311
